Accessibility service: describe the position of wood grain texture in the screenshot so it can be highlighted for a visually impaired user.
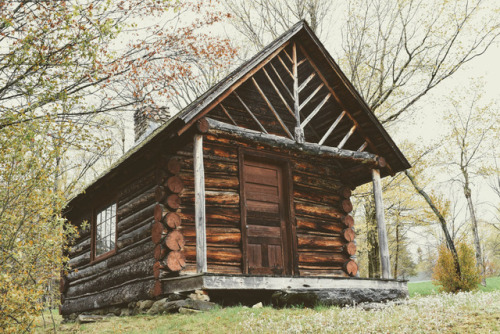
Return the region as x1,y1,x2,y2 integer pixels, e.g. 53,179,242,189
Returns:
193,134,207,273
165,230,185,251
372,168,392,279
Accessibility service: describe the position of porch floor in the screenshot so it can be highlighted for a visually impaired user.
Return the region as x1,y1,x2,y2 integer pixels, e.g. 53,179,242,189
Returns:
159,274,408,306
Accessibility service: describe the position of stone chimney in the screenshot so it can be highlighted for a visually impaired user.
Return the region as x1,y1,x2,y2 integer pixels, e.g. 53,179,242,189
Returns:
134,106,170,143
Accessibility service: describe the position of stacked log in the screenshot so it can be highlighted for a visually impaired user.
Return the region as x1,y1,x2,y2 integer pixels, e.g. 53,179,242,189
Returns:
339,187,357,277
293,155,358,277
199,132,357,277
151,156,186,296
177,136,243,275
62,167,158,314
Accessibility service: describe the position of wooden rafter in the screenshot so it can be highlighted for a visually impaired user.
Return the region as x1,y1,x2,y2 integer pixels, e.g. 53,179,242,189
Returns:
251,77,294,139
319,111,346,146
357,142,368,152
207,118,382,165
297,58,307,67
338,125,356,149
298,44,379,155
299,83,324,111
300,93,331,128
292,43,304,143
219,103,238,126
269,62,293,99
298,72,316,92
233,91,268,134
277,55,293,79
262,67,294,118
282,48,293,64
178,41,291,135
262,66,321,141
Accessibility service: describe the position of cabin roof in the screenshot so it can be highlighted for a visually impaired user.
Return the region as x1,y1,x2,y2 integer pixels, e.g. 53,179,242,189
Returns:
68,21,410,206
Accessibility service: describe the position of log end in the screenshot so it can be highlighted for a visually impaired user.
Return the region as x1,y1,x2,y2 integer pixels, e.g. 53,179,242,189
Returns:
344,242,357,256
166,176,184,194
342,228,355,242
155,186,166,202
341,215,354,228
343,259,358,277
165,230,185,251
154,204,165,222
166,194,181,210
164,212,181,229
59,276,68,293
341,199,353,213
377,157,387,168
196,117,210,134
153,280,163,297
154,244,167,261
152,222,166,244
167,157,181,175
153,261,163,279
341,187,352,199
166,251,186,272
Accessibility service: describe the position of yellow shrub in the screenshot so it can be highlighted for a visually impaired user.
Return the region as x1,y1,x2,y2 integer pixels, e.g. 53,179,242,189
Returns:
432,242,481,293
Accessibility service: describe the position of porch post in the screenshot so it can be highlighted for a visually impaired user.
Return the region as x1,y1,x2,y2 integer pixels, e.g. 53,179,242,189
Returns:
372,168,392,279
194,134,207,273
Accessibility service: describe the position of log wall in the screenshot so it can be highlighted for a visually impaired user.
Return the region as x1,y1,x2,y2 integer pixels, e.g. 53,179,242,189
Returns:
61,166,161,315
62,124,358,315
178,139,243,275
175,130,357,278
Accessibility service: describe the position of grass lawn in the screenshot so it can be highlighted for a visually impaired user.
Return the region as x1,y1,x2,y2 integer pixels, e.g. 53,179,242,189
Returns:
408,276,500,297
34,286,500,333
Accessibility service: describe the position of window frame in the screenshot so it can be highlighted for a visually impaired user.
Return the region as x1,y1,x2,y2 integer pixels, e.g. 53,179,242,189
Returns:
91,201,118,262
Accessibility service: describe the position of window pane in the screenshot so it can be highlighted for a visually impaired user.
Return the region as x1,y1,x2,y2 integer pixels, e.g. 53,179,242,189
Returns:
95,203,116,257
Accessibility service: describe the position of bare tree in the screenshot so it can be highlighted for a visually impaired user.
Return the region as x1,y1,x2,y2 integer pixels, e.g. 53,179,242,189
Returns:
342,0,500,124
222,0,333,53
442,84,499,284
223,0,500,124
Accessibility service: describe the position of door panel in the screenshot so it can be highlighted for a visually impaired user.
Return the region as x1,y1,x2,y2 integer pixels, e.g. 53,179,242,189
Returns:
242,158,291,275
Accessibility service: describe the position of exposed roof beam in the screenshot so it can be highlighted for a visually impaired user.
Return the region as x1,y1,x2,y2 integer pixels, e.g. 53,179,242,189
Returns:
206,118,384,166
178,40,291,135
262,67,294,118
251,77,294,139
282,48,293,63
298,72,316,92
219,103,238,126
298,45,378,153
319,111,346,145
233,91,268,134
300,93,331,128
358,142,368,152
292,42,304,143
299,83,324,111
269,62,293,100
277,55,293,79
338,125,356,149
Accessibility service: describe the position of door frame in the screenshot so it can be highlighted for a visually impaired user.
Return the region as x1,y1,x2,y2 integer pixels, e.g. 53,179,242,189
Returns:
238,147,297,275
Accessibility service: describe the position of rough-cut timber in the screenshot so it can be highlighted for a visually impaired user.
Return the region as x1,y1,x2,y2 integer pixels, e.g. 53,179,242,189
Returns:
207,118,384,167
62,21,410,316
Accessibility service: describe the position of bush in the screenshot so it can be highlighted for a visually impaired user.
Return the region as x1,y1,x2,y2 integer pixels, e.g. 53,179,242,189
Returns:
432,242,481,293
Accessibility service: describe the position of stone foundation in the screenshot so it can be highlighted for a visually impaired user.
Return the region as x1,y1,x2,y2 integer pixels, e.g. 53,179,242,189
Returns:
63,276,409,320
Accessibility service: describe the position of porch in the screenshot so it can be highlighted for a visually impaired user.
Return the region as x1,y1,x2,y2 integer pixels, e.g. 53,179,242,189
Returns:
159,273,408,306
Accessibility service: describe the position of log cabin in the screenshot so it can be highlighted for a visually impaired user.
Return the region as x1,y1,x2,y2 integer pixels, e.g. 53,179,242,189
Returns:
61,21,411,315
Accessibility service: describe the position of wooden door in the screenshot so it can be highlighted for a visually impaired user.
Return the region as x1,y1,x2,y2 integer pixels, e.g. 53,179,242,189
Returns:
241,157,291,275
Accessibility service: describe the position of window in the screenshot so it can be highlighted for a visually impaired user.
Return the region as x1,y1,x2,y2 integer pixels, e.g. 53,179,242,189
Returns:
94,203,116,259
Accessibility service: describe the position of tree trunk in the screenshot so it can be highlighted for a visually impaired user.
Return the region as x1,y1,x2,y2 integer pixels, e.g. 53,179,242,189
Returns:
462,168,486,286
405,170,461,278
365,200,381,278
394,221,399,279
